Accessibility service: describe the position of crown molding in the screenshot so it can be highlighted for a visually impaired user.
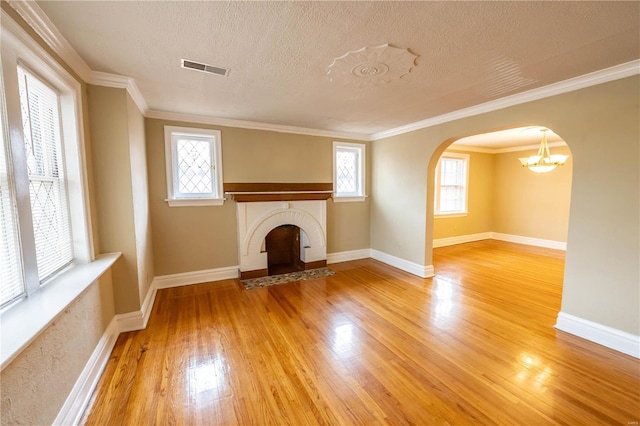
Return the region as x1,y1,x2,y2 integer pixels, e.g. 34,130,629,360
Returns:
371,60,640,141
145,110,371,141
448,141,567,154
7,0,93,82
88,71,149,115
8,0,639,143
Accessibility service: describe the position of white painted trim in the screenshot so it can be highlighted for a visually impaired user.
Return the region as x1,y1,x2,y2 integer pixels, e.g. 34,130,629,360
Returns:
493,141,567,154
88,71,148,114
433,232,492,248
6,0,93,82
371,60,640,140
115,310,145,333
53,318,119,426
7,1,639,143
0,253,121,370
491,232,567,250
153,266,239,289
370,249,434,278
448,141,567,154
327,249,371,264
140,282,158,329
146,109,371,141
555,312,640,359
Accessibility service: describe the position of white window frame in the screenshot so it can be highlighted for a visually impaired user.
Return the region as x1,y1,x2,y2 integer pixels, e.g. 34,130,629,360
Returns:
434,152,469,217
333,141,366,202
164,126,224,207
0,11,106,368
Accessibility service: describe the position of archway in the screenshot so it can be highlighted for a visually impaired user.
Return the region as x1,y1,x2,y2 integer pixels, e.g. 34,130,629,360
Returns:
426,125,573,313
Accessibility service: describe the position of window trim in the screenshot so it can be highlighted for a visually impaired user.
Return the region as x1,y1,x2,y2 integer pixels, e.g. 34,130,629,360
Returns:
333,141,366,203
0,10,102,367
434,152,469,216
164,125,224,207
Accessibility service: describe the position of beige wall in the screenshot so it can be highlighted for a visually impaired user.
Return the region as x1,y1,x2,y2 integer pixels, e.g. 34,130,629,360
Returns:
127,95,155,304
433,150,494,239
493,146,572,241
146,118,371,276
372,76,639,335
88,85,141,313
0,6,118,425
0,271,115,425
434,146,572,243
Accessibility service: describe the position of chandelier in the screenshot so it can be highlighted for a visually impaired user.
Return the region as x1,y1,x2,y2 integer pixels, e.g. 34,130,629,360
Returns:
519,129,568,173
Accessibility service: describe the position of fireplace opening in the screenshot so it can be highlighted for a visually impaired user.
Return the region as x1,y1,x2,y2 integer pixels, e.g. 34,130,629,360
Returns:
265,224,305,276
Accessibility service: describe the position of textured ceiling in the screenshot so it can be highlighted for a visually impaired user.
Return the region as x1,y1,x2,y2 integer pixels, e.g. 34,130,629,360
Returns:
36,1,640,136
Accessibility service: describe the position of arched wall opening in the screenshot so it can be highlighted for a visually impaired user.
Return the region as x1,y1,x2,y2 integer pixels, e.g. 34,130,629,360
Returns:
426,124,573,302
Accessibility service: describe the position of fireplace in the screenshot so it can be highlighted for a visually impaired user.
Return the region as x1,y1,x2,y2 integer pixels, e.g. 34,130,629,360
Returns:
225,183,332,279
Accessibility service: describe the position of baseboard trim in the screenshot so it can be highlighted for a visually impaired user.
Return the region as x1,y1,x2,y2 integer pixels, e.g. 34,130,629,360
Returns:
433,232,492,248
53,318,119,425
491,233,567,250
370,249,434,278
327,249,371,264
153,265,239,289
555,312,640,359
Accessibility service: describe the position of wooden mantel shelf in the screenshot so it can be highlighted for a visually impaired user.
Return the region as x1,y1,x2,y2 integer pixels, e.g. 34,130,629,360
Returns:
224,182,333,202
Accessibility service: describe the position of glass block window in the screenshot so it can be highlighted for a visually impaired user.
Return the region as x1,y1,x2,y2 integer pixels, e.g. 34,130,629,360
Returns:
333,141,365,200
18,66,73,282
435,153,469,215
165,126,224,206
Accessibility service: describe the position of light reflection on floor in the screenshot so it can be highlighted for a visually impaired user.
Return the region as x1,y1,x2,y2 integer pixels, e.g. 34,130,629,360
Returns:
516,352,553,393
189,353,230,398
430,275,460,327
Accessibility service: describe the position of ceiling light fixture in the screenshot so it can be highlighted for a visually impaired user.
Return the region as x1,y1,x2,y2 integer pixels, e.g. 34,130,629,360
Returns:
519,129,568,173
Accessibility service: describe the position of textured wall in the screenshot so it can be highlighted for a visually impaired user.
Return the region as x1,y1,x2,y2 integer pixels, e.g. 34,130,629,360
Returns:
0,271,115,425
145,118,371,276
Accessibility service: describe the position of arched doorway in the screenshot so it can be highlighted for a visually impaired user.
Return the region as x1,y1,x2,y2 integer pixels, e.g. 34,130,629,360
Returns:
429,126,572,251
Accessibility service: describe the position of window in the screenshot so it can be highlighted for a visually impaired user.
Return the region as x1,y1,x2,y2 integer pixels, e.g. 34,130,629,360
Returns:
164,126,224,206
1,18,92,309
333,141,365,202
434,153,469,216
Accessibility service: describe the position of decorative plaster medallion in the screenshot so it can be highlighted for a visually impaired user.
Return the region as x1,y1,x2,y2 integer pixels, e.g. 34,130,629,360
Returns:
327,43,417,86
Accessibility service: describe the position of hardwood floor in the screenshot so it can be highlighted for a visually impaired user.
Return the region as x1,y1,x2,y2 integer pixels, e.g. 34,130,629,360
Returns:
82,240,640,425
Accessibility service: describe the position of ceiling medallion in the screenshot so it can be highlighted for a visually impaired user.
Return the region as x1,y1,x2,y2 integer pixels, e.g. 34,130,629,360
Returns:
327,43,417,87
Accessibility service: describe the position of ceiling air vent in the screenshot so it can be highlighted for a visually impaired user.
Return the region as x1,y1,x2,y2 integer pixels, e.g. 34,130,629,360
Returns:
181,59,229,76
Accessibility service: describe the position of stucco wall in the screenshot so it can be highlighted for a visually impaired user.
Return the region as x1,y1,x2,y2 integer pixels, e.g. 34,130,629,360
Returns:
0,271,115,425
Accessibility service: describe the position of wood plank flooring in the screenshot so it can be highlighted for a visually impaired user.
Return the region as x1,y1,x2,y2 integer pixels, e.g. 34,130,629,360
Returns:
82,240,640,425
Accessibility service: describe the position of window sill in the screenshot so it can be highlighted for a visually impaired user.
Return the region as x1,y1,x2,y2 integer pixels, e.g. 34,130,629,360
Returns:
435,212,468,218
165,198,225,207
0,252,121,370
333,195,367,203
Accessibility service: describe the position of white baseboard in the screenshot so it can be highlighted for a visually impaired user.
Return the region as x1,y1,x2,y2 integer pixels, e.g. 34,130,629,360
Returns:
491,233,567,250
153,265,239,289
555,312,640,358
327,249,371,264
433,232,492,248
53,318,119,426
370,249,434,278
